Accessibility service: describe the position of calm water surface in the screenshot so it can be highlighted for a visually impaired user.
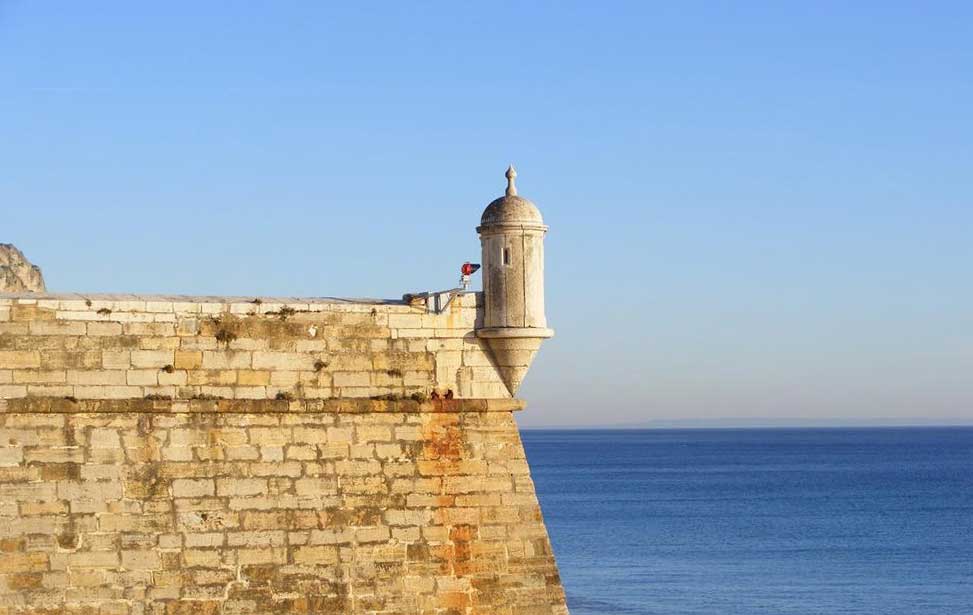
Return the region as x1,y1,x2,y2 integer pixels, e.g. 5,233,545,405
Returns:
521,428,973,615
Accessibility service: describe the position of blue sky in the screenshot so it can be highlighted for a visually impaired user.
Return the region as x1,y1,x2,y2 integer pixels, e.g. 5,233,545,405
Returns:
2,2,971,426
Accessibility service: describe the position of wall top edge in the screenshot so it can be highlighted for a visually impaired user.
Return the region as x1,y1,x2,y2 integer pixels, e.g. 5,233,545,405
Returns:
0,292,431,306
0,396,526,415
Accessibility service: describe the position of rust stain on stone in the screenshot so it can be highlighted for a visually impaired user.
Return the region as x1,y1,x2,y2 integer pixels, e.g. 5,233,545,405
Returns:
8,573,43,590
420,414,464,461
449,524,476,576
63,414,77,446
39,462,80,481
0,538,25,552
10,304,55,321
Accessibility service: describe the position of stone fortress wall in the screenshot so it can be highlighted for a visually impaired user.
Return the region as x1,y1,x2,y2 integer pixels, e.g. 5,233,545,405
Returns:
0,167,566,614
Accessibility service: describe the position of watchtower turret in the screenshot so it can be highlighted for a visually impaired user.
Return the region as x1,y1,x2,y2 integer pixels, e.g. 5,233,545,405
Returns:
476,166,554,395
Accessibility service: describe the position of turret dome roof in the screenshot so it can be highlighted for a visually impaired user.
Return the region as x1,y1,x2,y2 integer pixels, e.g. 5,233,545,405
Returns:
479,166,545,227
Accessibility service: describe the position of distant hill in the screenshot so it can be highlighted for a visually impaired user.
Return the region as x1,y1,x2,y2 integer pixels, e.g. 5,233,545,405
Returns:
523,417,973,429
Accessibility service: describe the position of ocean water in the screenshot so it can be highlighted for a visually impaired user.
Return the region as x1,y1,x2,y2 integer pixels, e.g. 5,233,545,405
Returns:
521,428,973,615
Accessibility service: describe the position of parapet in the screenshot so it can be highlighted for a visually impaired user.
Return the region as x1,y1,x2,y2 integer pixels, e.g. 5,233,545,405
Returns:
0,291,515,405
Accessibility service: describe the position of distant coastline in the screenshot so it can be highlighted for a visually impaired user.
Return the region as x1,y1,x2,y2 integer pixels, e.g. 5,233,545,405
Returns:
521,418,973,429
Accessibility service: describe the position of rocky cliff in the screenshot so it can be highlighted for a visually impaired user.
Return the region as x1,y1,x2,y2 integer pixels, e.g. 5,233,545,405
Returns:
0,244,45,293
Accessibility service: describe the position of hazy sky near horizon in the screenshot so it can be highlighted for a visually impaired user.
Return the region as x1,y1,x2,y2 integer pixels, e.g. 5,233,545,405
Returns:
2,2,971,427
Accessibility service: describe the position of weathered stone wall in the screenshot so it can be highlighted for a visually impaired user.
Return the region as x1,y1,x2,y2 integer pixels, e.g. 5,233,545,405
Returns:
0,293,568,614
0,293,510,402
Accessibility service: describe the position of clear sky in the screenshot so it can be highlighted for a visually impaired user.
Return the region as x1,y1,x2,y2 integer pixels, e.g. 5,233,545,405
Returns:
2,2,971,427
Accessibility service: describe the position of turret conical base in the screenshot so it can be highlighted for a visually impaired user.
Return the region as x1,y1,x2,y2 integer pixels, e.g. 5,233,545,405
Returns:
476,328,554,396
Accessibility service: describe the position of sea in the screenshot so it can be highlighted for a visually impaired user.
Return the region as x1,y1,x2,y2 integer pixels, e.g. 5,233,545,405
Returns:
521,427,973,615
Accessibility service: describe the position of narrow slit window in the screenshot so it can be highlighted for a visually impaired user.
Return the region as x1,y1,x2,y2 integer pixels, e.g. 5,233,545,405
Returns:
503,247,511,266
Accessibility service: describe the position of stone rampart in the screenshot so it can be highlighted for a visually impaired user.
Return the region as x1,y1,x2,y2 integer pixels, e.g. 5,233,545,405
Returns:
0,292,568,614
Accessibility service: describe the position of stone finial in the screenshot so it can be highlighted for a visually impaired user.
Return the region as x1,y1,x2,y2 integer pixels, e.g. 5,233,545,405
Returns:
0,244,45,293
505,165,518,197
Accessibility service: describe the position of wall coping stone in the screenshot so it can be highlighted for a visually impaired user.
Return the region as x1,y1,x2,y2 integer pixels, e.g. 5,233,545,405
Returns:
0,291,411,305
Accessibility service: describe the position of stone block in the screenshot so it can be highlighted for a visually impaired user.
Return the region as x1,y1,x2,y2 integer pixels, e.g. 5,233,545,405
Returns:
248,428,288,446
226,530,286,547
126,369,158,386
121,550,161,569
172,479,215,498
330,353,373,371
355,425,391,442
237,370,270,386
67,370,127,385
0,351,40,369
183,549,220,568
201,351,252,370
236,547,286,565
291,545,339,565
216,478,266,497
87,322,123,336
74,385,143,399
387,313,424,328
124,322,175,336
102,351,131,369
0,446,24,465
396,327,434,339
89,429,121,449
355,526,391,543
184,533,224,548
294,477,336,496
174,351,202,369
24,447,84,463
28,321,86,336
176,318,198,336
67,551,118,568
251,352,314,371
130,350,174,368
158,370,187,386
333,371,370,387
233,386,266,399
13,370,67,384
